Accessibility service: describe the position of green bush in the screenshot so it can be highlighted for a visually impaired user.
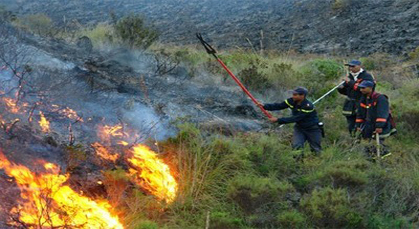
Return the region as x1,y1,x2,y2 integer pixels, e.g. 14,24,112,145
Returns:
210,212,244,229
366,215,411,229
227,175,294,214
299,59,345,97
320,160,369,188
408,46,419,61
307,59,344,81
359,57,377,70
277,209,307,228
300,187,363,228
133,220,159,229
332,0,350,12
14,13,56,37
78,23,115,48
238,63,272,91
115,14,158,49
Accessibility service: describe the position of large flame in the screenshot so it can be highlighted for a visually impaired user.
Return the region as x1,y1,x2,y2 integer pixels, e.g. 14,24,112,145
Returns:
0,152,124,229
128,144,178,203
92,140,178,203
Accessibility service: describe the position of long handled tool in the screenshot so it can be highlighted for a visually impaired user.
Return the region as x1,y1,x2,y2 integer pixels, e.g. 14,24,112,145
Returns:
196,33,273,119
376,133,381,159
313,81,345,105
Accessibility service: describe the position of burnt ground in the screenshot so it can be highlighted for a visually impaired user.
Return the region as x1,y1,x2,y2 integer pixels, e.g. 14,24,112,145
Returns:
1,0,419,55
0,23,274,226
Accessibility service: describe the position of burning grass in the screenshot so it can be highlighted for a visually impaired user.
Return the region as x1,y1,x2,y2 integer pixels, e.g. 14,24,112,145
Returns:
0,152,124,229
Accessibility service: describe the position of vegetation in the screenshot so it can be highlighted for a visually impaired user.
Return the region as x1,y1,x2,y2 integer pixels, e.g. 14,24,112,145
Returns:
103,44,419,228
3,10,419,228
115,14,159,49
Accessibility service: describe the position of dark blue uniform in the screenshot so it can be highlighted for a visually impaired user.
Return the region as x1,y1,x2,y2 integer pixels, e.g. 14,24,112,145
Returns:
264,98,322,153
338,70,374,134
356,92,392,139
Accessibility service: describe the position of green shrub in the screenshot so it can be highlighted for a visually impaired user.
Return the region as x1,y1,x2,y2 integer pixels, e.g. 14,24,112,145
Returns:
78,23,115,48
300,187,363,228
299,59,345,97
238,63,272,91
320,160,369,188
308,59,344,81
408,46,419,61
133,220,159,229
210,212,244,229
359,57,377,70
392,79,419,134
366,215,411,229
14,13,56,37
115,14,158,49
228,175,294,214
332,0,350,12
277,210,307,228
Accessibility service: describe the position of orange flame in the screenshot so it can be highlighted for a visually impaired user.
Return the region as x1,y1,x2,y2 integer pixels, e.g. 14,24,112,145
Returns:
92,142,119,163
58,106,84,122
98,124,128,144
0,152,124,229
3,98,20,114
127,144,177,203
39,111,50,133
118,141,129,146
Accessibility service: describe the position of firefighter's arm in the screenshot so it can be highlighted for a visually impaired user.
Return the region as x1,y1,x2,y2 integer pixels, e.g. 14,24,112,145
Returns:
277,105,314,124
263,98,293,111
375,95,390,129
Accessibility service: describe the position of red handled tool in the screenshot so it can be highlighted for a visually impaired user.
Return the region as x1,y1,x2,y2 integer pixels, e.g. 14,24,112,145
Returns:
196,33,273,119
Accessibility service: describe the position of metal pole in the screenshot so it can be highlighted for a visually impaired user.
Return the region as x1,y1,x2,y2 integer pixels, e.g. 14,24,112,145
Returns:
376,133,381,159
313,81,346,105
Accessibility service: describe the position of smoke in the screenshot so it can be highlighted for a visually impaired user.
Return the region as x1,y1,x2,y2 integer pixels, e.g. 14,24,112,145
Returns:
0,39,174,146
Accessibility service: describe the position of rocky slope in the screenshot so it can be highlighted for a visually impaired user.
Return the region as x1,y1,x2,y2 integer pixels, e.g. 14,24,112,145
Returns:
2,0,419,55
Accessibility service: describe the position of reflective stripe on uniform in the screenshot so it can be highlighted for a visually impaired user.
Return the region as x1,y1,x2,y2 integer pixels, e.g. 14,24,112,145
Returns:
376,118,387,122
285,99,294,108
298,109,314,113
356,119,364,123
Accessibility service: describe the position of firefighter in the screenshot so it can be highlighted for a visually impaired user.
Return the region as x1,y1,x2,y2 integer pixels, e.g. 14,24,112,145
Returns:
355,80,394,159
338,60,374,136
259,87,322,154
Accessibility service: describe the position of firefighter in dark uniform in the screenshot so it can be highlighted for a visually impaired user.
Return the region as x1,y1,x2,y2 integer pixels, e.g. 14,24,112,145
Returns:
259,87,322,154
338,60,374,136
355,80,395,158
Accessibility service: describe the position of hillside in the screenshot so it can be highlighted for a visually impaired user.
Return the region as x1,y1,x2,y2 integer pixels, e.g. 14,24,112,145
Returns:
0,2,418,229
1,0,418,54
